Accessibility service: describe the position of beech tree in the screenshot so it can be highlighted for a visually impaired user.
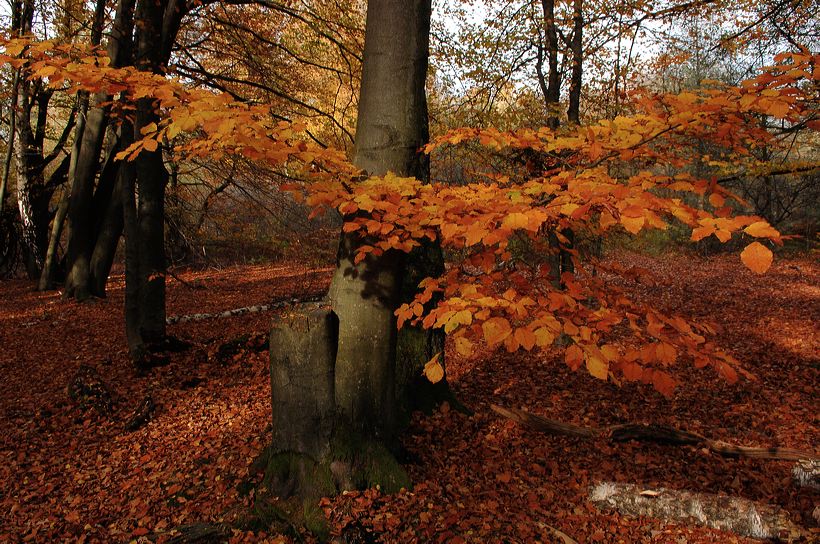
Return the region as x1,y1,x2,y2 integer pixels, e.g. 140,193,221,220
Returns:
1,4,816,537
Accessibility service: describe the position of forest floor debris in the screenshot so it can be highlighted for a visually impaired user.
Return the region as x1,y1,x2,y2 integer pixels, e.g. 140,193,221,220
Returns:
0,253,818,543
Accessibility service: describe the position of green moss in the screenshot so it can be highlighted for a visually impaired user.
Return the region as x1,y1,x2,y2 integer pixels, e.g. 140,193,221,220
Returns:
301,499,329,541
261,452,335,499
327,429,411,493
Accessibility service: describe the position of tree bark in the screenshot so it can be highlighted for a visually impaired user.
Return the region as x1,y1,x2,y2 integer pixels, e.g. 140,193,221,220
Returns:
64,0,134,300
590,482,806,540
567,0,583,124
260,1,434,518
540,0,561,129
329,0,433,442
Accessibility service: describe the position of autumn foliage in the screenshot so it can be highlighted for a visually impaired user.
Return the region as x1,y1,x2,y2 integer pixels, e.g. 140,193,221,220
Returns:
1,36,817,396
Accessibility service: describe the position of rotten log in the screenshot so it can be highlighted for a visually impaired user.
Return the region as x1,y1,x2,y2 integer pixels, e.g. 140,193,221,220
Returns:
166,295,325,324
589,482,806,541
490,404,817,462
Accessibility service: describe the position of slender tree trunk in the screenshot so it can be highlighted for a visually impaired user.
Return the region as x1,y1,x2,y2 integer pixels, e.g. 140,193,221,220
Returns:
11,0,50,279
119,124,147,364
541,0,560,129
567,0,583,124
38,191,69,290
64,0,133,300
0,70,19,215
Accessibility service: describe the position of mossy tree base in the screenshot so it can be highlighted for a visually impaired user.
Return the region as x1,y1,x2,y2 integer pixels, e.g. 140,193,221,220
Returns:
265,306,412,539
245,432,410,542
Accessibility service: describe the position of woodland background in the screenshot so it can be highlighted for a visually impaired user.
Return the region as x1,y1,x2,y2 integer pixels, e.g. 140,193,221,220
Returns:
0,0,818,542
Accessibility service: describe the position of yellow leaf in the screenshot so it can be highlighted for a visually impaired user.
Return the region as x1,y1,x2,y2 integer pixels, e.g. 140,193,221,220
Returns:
482,317,512,345
502,212,529,230
586,354,608,380
423,353,444,383
140,122,158,135
744,221,779,239
455,337,473,357
740,242,773,274
445,309,472,333
533,327,555,348
143,138,158,152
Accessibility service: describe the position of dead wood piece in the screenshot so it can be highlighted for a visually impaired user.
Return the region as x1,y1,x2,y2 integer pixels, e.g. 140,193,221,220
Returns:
124,395,155,431
159,522,232,543
490,404,598,438
792,459,820,489
589,482,805,541
67,365,114,416
536,522,578,544
166,295,325,324
490,404,818,462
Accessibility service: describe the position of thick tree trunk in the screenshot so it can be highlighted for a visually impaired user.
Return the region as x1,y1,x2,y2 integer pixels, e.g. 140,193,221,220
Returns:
260,1,434,523
329,0,433,442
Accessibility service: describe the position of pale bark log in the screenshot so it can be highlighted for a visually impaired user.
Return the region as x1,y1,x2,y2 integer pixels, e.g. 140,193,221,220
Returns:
589,482,806,541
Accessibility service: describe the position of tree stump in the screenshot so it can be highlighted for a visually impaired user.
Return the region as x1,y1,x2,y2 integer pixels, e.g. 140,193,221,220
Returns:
261,305,410,537
270,306,337,461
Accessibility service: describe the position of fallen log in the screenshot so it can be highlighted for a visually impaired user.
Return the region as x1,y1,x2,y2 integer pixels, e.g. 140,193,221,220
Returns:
166,295,325,324
589,482,806,541
490,404,817,461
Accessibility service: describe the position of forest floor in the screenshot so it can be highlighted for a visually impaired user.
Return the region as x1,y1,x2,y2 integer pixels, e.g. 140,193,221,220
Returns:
0,252,817,543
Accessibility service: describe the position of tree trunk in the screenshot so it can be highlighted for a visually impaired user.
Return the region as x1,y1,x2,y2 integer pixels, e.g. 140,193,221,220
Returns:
85,141,124,295
540,0,561,129
64,0,134,300
260,1,434,521
567,0,583,124
329,0,433,442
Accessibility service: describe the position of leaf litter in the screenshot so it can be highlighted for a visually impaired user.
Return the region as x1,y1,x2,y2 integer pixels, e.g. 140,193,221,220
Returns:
0,253,817,543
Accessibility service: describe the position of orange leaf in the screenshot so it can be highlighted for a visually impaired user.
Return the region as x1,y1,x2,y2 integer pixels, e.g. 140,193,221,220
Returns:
455,337,473,356
514,327,536,351
502,212,529,230
651,370,677,397
565,344,583,371
423,353,444,383
620,215,645,235
708,193,725,208
655,343,676,365
586,353,608,380
482,317,512,345
744,221,779,239
740,242,773,274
